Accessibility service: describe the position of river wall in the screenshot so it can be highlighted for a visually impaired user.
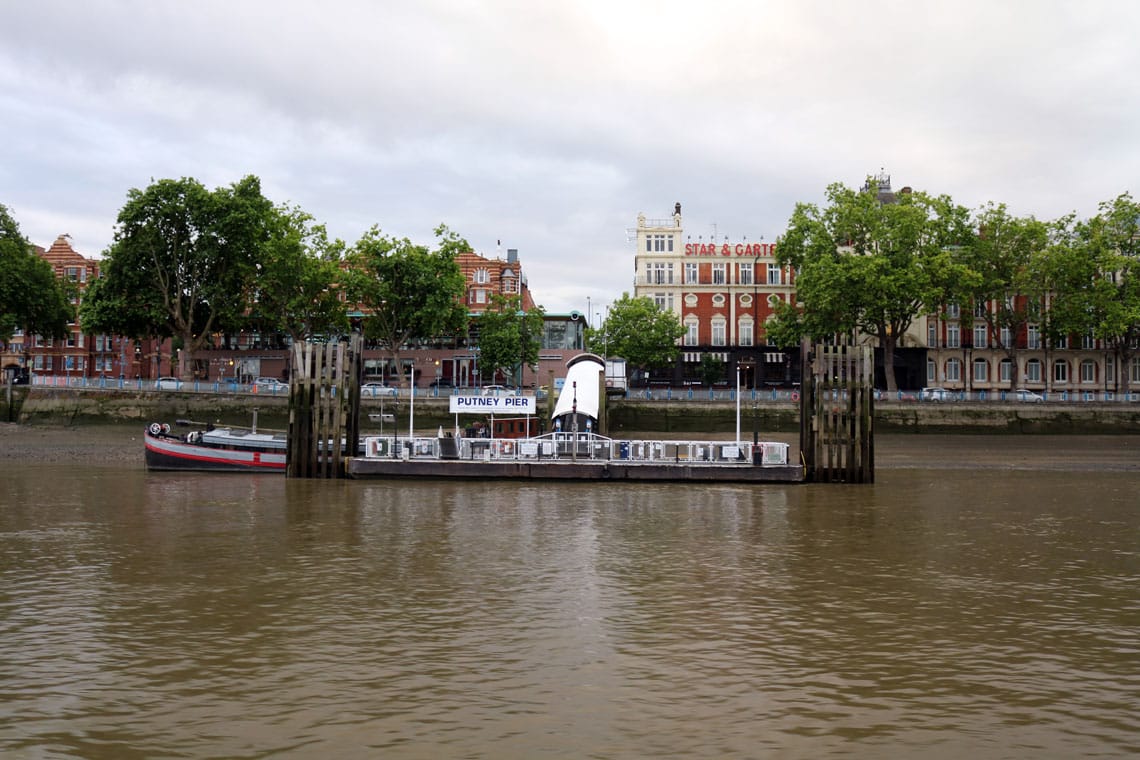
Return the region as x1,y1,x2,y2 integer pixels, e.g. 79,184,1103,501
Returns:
6,387,1140,434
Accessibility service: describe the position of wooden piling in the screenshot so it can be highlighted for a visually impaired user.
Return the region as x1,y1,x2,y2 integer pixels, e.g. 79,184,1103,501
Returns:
287,334,362,478
799,340,875,483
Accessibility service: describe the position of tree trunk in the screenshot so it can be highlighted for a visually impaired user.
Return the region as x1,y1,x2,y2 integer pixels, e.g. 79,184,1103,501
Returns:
882,335,898,393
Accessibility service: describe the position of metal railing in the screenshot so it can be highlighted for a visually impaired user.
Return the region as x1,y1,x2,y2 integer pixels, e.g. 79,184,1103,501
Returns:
26,375,1140,403
361,432,791,467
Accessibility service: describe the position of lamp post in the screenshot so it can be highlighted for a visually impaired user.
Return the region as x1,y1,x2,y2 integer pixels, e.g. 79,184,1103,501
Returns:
735,362,741,446
409,360,415,441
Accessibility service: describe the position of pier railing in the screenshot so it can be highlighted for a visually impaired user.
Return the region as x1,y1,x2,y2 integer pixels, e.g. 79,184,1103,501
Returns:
361,432,791,467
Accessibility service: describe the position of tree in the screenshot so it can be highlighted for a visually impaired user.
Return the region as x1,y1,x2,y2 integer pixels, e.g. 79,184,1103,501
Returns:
247,205,349,343
953,203,1050,389
0,203,72,351
777,181,975,392
1047,193,1140,394
345,224,468,388
592,293,684,380
475,294,545,386
81,176,274,378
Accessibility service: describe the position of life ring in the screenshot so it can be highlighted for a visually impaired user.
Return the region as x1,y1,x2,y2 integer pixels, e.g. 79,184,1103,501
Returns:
148,422,162,436
791,391,800,402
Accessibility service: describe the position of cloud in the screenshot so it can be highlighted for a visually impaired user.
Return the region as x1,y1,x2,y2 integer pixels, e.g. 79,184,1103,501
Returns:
3,0,1139,313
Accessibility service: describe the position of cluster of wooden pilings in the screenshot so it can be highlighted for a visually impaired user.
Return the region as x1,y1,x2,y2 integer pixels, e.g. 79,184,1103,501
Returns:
286,334,362,478
799,341,875,483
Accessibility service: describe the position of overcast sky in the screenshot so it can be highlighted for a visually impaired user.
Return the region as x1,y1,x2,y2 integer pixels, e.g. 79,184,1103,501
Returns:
4,1,1139,317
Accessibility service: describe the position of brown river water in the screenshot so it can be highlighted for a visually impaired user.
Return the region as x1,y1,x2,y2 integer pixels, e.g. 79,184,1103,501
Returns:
0,427,1137,758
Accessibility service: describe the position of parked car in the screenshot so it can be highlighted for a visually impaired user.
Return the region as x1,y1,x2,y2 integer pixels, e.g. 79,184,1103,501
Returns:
920,387,952,401
362,382,397,397
253,377,287,393
155,376,182,390
1013,389,1045,403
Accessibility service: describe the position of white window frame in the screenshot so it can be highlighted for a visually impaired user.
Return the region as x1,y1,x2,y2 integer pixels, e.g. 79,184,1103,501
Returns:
738,320,753,347
1053,360,1068,384
1000,358,1012,382
712,263,726,285
711,319,726,347
973,358,988,383
767,266,782,285
973,324,988,349
1026,359,1042,382
685,262,698,284
684,322,698,347
946,357,961,382
947,324,960,349
1080,359,1096,384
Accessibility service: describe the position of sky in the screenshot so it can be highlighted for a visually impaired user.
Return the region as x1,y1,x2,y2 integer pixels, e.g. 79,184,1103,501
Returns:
4,1,1139,317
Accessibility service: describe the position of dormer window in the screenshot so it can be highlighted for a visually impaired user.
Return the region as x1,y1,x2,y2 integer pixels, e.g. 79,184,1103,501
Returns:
474,268,489,284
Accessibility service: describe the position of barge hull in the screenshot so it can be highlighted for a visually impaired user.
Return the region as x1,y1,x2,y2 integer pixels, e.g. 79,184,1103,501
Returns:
345,458,803,483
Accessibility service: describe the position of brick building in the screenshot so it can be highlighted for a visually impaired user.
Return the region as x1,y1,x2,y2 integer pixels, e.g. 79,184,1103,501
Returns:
631,203,799,387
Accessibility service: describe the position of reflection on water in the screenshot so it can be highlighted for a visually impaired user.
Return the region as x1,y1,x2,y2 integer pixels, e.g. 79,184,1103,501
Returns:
1,458,1137,758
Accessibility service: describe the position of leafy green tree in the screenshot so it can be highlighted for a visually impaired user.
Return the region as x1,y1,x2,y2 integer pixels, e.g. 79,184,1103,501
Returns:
81,176,274,378
592,293,684,380
698,353,725,385
475,294,546,386
0,203,71,351
777,181,975,392
952,203,1050,389
345,224,468,388
1046,193,1140,394
247,205,349,343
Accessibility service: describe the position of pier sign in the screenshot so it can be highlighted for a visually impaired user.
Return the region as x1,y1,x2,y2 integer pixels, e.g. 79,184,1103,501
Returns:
449,395,536,414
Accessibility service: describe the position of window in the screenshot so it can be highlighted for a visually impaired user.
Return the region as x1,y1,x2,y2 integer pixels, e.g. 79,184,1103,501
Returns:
1027,325,1040,349
684,322,698,346
947,324,960,349
685,262,698,283
1000,358,1012,382
1082,333,1095,350
974,301,987,318
946,303,960,319
973,358,988,383
1131,357,1140,384
712,263,726,285
973,324,988,349
653,293,673,311
946,357,961,382
927,358,936,383
647,234,673,252
1026,359,1042,382
651,262,669,284
474,289,487,304
1000,327,1012,347
1053,360,1068,383
711,319,726,346
767,266,782,285
1054,334,1068,349
927,323,938,348
1080,359,1096,384
738,264,753,286
738,320,753,347
474,268,489,284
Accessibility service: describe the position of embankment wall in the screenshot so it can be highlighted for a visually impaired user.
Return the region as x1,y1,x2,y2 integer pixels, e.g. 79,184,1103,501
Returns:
6,388,1139,435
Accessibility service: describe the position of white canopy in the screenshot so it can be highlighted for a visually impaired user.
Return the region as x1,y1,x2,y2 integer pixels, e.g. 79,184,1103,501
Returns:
551,353,604,424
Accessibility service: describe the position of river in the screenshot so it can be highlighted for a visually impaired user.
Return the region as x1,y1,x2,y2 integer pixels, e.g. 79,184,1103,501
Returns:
0,431,1137,758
